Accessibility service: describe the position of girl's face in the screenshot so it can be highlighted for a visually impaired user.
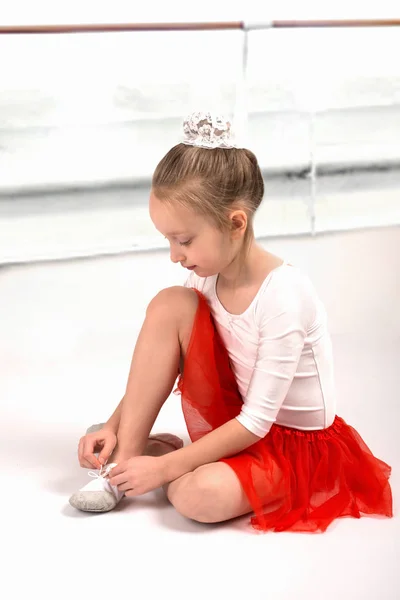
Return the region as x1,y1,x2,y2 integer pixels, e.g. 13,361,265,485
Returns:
149,191,239,277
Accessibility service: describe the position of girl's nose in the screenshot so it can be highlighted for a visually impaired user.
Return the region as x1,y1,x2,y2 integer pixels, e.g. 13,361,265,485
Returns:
170,246,185,264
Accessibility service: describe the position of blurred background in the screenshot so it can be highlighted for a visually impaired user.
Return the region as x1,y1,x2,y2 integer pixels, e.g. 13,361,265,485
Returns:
1,4,400,262
1,4,399,599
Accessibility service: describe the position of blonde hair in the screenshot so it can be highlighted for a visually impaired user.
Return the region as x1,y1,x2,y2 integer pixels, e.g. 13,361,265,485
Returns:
151,143,264,263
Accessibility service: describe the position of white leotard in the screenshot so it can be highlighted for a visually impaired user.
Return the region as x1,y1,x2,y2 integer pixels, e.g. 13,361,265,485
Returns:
184,263,336,438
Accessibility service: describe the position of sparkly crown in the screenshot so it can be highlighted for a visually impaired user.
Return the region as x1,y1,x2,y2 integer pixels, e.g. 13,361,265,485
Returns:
182,111,238,149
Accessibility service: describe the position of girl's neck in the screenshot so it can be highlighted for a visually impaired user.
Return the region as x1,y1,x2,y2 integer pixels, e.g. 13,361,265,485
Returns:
218,244,279,290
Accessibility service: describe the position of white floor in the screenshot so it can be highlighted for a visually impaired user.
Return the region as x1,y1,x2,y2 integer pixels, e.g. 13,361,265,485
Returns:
1,226,399,600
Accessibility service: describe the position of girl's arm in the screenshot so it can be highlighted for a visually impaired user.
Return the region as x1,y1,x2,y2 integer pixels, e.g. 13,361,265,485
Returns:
162,418,260,482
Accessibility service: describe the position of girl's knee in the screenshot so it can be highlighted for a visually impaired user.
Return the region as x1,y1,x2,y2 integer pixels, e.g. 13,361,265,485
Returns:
168,468,222,523
147,286,198,320
146,287,198,355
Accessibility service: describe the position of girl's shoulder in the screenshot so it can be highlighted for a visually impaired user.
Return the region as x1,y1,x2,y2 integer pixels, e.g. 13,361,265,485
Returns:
255,263,321,324
266,262,317,294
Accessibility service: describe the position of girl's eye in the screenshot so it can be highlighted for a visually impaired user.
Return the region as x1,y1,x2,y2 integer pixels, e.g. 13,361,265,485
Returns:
163,236,192,247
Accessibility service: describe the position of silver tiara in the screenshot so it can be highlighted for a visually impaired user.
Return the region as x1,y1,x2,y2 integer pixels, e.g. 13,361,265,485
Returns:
182,111,238,149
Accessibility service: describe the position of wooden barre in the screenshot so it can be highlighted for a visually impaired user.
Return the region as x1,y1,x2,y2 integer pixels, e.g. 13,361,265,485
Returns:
0,19,400,35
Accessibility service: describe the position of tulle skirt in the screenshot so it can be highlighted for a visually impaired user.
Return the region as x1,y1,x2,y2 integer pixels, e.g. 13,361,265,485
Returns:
174,289,393,533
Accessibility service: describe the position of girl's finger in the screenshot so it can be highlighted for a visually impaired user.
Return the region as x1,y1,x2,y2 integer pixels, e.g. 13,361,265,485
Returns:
78,437,84,464
82,440,101,469
80,458,95,469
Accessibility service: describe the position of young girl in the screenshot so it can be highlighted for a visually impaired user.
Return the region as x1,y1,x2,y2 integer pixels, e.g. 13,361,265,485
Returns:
69,111,393,533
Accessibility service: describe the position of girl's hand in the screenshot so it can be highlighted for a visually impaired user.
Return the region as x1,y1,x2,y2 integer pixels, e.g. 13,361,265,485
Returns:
78,428,117,469
107,455,168,497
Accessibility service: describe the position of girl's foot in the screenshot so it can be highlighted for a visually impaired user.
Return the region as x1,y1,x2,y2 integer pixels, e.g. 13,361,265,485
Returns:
145,433,184,456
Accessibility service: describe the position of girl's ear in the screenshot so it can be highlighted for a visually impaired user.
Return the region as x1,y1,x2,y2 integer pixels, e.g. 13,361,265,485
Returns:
230,210,247,238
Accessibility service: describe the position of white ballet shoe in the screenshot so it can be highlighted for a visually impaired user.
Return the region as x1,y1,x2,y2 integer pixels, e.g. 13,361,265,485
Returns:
69,463,124,513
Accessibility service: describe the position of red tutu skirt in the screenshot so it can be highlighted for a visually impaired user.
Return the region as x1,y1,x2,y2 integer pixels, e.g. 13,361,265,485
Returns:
174,289,393,533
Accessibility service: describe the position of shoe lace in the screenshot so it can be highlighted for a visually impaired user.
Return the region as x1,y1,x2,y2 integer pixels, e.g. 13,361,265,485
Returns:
88,464,112,480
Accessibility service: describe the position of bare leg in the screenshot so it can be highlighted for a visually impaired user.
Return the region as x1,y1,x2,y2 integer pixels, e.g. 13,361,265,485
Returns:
108,287,198,465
